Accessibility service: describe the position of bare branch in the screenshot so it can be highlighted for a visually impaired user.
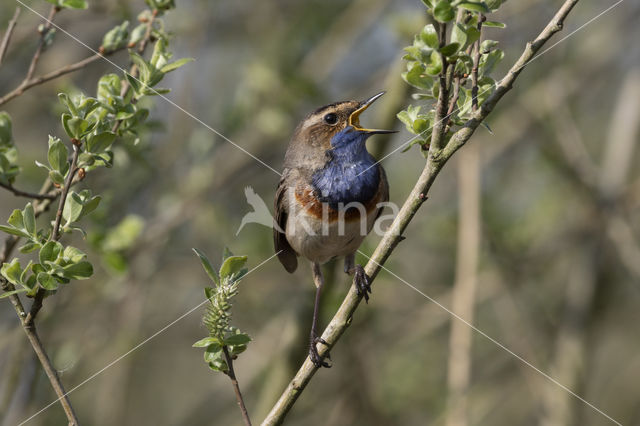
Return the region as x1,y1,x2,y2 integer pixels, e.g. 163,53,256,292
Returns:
0,7,21,67
24,5,58,83
0,49,125,107
222,346,252,426
0,181,57,200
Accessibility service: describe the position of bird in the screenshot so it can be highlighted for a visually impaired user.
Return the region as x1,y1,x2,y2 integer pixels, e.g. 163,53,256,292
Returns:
273,91,395,367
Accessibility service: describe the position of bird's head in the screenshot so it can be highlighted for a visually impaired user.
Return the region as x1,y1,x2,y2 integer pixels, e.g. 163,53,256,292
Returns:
288,92,396,163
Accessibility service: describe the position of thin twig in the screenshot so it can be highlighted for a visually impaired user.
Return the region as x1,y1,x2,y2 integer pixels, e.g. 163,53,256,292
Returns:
262,1,581,424
0,48,125,107
446,76,461,119
0,181,57,200
222,346,252,426
137,9,157,54
470,16,483,112
0,7,21,67
24,5,58,83
430,21,451,152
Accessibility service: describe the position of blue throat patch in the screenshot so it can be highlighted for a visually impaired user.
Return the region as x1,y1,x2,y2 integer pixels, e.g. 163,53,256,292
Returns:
311,127,380,208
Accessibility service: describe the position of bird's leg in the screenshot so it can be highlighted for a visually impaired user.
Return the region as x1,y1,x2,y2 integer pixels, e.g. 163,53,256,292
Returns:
344,253,372,303
309,262,331,368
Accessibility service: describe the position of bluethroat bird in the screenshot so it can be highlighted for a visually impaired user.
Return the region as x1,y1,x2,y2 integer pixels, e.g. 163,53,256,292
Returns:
273,92,396,367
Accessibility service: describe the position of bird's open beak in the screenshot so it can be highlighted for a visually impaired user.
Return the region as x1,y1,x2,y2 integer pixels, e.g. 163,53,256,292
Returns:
348,91,397,135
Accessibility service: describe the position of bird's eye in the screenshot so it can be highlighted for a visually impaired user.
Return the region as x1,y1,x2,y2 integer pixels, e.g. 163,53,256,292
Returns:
323,113,338,125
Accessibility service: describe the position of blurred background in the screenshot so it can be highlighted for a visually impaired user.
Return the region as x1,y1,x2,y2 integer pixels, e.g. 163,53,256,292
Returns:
1,0,639,425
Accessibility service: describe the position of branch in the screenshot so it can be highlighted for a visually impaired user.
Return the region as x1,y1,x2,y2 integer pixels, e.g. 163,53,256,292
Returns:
262,1,581,423
0,49,125,107
430,22,450,152
0,7,20,67
25,142,79,325
222,346,252,426
470,16,484,112
0,181,57,200
25,5,58,83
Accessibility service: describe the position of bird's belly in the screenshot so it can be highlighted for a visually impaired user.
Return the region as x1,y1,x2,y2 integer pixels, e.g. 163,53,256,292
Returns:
285,208,376,264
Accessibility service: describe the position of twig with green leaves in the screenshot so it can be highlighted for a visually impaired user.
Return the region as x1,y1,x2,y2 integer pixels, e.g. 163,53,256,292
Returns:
263,0,580,424
0,1,190,423
193,248,253,426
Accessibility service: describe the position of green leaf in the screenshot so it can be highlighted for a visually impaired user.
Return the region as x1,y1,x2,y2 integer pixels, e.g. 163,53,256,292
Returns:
63,246,87,263
0,111,12,146
124,73,143,96
58,0,88,9
79,195,101,220
49,170,65,185
440,42,460,57
19,241,41,254
193,248,220,285
204,287,214,300
480,39,499,52
1,259,22,286
425,50,443,75
7,208,24,230
39,241,63,264
457,1,490,12
47,136,69,175
160,58,194,74
223,333,251,346
0,225,30,238
62,115,89,139
86,132,116,153
433,0,455,22
419,24,439,49
205,350,228,372
37,272,58,290
219,255,248,280
451,23,467,48
63,192,84,223
483,20,506,28
465,26,481,47
102,21,129,52
62,261,93,279
129,24,147,45
58,93,78,116
193,336,221,348
23,203,36,237
0,288,27,299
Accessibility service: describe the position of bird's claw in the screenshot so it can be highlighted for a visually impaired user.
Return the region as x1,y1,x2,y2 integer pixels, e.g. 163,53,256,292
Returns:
353,264,372,303
314,336,330,347
309,336,331,368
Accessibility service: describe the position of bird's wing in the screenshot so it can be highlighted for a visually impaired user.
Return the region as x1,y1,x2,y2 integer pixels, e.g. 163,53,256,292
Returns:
274,172,298,273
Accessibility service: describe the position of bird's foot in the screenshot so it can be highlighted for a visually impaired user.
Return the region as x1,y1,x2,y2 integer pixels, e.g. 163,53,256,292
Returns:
353,264,372,303
309,335,331,368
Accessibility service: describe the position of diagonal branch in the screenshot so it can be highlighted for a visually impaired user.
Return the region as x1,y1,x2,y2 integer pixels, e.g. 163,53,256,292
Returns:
262,1,581,424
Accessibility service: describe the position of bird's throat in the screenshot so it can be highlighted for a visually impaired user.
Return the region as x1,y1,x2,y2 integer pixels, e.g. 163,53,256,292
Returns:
310,142,380,208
